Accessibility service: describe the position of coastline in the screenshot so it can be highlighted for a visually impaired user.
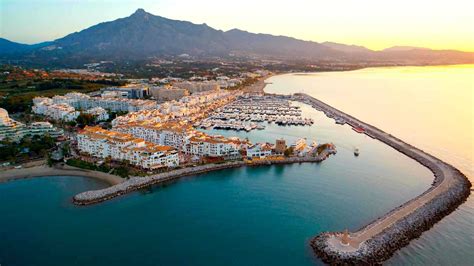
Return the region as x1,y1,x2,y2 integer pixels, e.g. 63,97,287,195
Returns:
1,71,470,264
0,164,124,186
289,93,471,264
73,152,333,205
243,73,276,93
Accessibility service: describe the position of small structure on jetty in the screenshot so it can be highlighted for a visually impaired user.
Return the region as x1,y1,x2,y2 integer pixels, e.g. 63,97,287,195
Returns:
340,229,350,246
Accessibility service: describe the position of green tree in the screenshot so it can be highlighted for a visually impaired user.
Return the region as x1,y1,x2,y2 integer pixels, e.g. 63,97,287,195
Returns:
284,147,294,157
76,113,96,128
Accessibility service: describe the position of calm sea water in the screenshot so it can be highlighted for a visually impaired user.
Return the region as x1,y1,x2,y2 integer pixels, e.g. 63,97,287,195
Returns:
0,100,436,265
265,64,474,265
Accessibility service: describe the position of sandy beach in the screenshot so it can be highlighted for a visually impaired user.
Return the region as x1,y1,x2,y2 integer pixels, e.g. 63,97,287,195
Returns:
0,163,124,186
243,74,276,93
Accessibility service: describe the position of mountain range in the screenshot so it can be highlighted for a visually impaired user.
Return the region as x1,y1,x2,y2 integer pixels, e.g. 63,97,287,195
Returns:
1,8,473,66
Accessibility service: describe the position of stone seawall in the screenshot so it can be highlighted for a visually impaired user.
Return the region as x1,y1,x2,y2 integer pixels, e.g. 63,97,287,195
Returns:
73,155,331,206
292,93,471,264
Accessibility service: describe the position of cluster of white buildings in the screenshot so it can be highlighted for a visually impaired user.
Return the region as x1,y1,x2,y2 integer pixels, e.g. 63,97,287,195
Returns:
113,121,247,159
32,98,80,122
172,80,220,93
215,76,244,88
32,92,157,122
100,86,149,99
112,90,239,126
0,108,63,141
52,92,157,112
76,126,179,169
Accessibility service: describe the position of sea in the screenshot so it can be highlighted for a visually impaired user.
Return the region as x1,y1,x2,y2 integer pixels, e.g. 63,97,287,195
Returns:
0,65,472,265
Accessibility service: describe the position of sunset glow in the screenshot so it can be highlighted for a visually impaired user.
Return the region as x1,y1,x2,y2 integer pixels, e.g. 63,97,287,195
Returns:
1,0,473,51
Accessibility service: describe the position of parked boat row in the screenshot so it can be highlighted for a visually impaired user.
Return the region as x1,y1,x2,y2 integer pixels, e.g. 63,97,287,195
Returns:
196,95,314,131
195,119,261,132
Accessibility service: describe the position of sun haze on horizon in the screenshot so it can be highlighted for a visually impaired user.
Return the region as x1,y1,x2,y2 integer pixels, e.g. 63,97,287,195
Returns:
1,0,473,52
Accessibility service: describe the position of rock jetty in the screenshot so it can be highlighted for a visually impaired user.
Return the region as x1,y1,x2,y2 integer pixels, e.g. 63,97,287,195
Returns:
291,93,471,264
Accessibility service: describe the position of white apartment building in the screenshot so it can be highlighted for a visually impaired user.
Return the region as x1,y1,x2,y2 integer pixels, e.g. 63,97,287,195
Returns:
26,122,64,138
0,108,63,141
85,107,109,121
32,99,80,122
184,136,242,158
77,126,179,169
246,143,273,159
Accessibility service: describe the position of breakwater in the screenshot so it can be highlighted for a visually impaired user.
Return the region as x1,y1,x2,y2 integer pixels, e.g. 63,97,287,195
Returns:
291,93,471,264
73,154,332,205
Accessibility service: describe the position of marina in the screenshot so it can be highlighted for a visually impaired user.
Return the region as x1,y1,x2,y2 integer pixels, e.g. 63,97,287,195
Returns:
195,95,314,131
0,89,440,266
1,64,472,265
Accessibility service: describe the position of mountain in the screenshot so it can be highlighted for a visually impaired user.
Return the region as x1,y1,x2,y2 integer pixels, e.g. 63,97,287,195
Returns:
322,41,372,53
51,9,230,58
223,29,340,60
383,46,431,52
1,9,473,65
0,38,51,54
44,9,340,61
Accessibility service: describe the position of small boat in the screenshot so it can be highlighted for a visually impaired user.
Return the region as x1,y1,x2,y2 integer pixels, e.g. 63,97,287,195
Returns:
352,126,365,133
335,118,345,125
354,148,360,156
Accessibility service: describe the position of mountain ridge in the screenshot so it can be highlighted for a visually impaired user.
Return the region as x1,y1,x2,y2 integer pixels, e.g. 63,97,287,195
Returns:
1,9,473,65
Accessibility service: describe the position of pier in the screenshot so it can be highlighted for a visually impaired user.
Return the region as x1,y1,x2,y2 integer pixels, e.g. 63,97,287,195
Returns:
291,93,471,264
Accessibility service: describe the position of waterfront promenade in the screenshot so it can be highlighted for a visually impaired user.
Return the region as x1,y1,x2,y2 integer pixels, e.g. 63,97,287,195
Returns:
292,93,471,264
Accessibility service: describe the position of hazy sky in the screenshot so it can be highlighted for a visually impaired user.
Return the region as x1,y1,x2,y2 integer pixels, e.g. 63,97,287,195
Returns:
1,0,473,51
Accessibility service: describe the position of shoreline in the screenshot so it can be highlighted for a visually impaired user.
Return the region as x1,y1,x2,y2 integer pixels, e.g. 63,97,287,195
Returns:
243,73,276,93
72,152,333,205
1,75,470,264
0,164,124,186
290,93,471,264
